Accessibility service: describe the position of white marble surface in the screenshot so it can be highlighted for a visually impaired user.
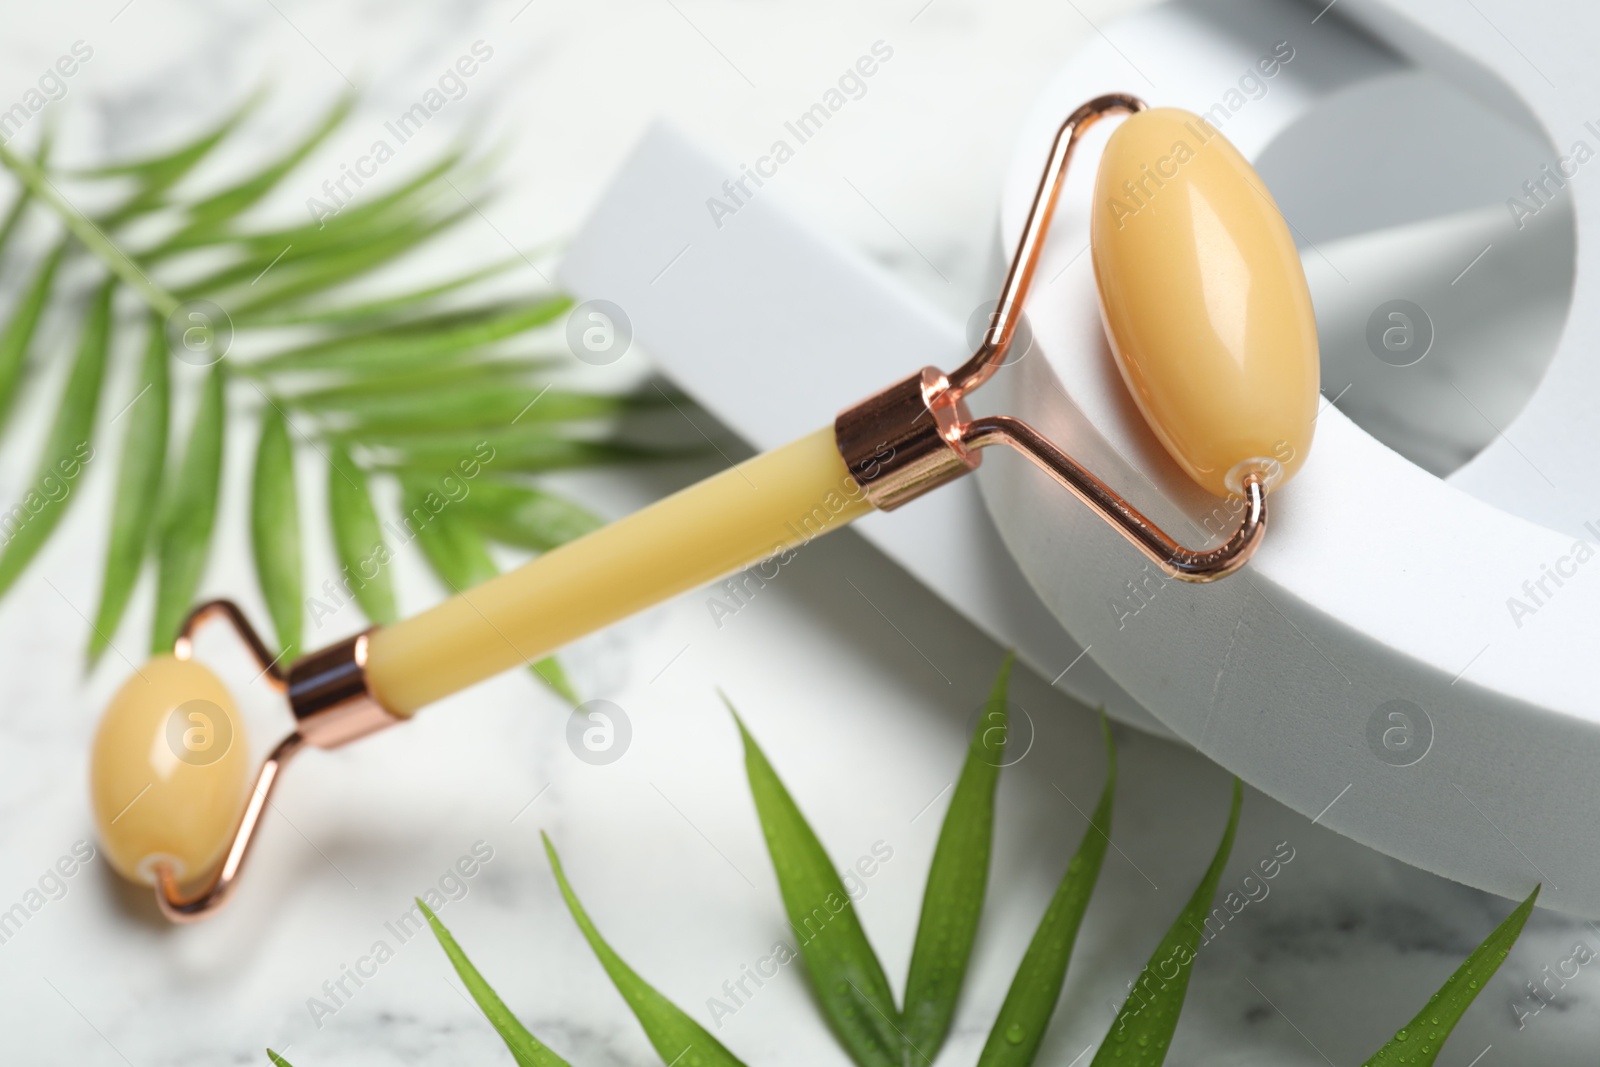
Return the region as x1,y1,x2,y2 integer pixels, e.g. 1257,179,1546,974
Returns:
0,0,1596,1064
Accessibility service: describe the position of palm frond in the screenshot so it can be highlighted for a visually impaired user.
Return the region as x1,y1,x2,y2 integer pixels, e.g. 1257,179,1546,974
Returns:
0,87,680,701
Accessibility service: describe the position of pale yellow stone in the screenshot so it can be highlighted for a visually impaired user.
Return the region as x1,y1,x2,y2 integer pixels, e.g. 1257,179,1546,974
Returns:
1091,107,1319,498
90,655,248,885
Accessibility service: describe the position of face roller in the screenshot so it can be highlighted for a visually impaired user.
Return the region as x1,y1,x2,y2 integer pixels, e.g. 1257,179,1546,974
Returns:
89,94,1319,921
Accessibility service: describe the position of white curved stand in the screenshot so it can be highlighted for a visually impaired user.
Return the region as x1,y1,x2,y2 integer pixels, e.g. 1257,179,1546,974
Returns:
982,0,1600,915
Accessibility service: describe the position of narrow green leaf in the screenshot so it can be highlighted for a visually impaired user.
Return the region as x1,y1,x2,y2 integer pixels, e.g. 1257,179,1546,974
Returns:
89,315,170,665
250,405,302,659
187,206,473,314
252,298,572,374
0,128,52,254
151,362,226,652
419,897,573,1067
172,209,440,298
0,241,67,433
225,208,475,316
530,656,580,706
266,1051,293,1067
456,480,601,552
286,356,560,408
325,443,397,624
242,256,522,328
1090,779,1243,1067
325,387,642,437
1363,885,1540,1066
543,833,748,1067
98,90,266,226
406,486,497,588
0,276,113,599
404,483,574,703
978,713,1118,1067
158,142,465,259
154,91,355,248
72,88,263,179
732,701,902,1067
0,145,178,316
900,654,1014,1060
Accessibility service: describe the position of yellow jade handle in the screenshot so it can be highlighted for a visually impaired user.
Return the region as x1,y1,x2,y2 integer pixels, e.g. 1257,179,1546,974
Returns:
367,425,873,714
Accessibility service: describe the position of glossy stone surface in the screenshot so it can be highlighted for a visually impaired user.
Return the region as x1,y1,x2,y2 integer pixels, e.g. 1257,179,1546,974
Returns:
1092,107,1319,497
89,655,248,885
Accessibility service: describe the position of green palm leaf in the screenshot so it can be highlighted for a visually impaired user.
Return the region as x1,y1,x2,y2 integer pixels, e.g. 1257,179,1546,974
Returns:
1090,779,1242,1067
250,404,303,658
95,89,265,225
544,833,749,1067
151,362,226,652
252,298,571,374
286,356,559,408
731,699,903,1067
455,479,602,552
227,209,475,316
1363,885,1539,1065
901,653,1014,1059
308,386,643,437
325,443,397,625
0,276,113,599
978,713,1117,1066
72,87,261,180
420,898,574,1067
0,127,52,254
89,314,170,664
246,256,521,328
0,240,67,433
0,88,684,700
151,91,355,250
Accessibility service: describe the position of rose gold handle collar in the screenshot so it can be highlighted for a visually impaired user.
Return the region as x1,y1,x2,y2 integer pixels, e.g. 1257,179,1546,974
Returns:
156,603,399,922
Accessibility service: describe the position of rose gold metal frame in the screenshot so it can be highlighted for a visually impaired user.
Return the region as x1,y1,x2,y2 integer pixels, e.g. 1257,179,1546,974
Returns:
143,90,1269,922
155,601,400,922
834,92,1268,582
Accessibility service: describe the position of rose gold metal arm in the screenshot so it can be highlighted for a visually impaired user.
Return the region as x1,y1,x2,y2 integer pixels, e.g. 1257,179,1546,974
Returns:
962,416,1266,581
834,91,1268,583
156,603,400,922
155,732,303,921
948,92,1146,401
173,599,288,688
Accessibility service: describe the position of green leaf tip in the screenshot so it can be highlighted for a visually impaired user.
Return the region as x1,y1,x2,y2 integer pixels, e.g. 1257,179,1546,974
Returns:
901,652,1016,1060
735,710,902,1066
266,1050,293,1067
419,895,573,1067
1090,778,1243,1067
543,833,748,1067
1362,884,1540,1066
978,710,1118,1067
